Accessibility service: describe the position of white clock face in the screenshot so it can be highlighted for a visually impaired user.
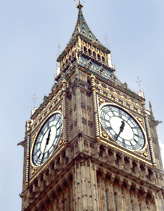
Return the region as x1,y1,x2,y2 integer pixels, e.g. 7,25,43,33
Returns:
100,105,145,151
32,113,63,166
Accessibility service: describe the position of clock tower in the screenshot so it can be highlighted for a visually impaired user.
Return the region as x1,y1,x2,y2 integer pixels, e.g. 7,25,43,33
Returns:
20,2,164,211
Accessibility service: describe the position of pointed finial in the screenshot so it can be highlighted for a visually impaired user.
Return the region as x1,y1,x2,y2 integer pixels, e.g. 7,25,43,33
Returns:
149,101,153,116
105,35,108,48
57,42,61,55
136,76,142,92
136,77,145,98
32,94,37,109
77,0,83,9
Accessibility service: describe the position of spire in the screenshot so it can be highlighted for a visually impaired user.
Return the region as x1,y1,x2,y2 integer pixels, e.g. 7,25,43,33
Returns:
72,1,101,44
57,2,110,62
149,101,153,116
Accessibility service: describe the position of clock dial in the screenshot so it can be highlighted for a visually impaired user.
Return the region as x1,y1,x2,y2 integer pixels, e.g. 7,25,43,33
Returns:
100,105,145,151
32,113,63,166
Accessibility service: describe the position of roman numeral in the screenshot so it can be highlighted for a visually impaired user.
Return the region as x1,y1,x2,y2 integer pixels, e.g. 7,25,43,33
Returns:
34,149,40,155
133,139,138,143
105,126,112,131
132,127,139,129
119,110,122,118
36,153,41,161
57,124,62,130
109,108,115,116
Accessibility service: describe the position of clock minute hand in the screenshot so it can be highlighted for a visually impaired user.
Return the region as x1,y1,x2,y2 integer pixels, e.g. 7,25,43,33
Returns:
41,143,47,164
41,128,52,164
115,120,125,141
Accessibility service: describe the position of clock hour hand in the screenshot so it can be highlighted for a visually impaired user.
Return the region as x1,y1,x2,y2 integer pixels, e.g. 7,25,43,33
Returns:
115,120,125,141
46,128,51,145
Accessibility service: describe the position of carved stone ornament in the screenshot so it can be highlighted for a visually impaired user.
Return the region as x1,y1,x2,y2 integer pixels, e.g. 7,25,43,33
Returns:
32,134,37,143
137,117,142,123
59,139,63,145
31,167,37,176
143,152,148,157
101,126,114,142
99,98,104,103
58,105,62,111
102,131,107,138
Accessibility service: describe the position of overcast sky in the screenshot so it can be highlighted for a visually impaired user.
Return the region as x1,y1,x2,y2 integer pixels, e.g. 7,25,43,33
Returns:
0,0,164,210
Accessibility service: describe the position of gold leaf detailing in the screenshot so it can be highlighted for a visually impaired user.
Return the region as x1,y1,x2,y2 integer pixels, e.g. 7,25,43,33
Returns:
99,98,104,103
96,137,100,142
32,134,37,142
31,168,37,176
143,152,148,157
58,105,62,111
137,118,142,123
59,139,63,145
102,131,107,138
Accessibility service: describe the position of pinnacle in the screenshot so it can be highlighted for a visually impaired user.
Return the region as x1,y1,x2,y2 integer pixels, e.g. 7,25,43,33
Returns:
77,0,83,10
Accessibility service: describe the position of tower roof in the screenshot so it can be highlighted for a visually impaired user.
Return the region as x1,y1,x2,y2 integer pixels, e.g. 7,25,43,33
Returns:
73,2,100,44
57,2,110,62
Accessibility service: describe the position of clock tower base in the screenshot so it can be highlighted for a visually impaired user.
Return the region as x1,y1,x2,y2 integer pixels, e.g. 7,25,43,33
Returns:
21,137,164,211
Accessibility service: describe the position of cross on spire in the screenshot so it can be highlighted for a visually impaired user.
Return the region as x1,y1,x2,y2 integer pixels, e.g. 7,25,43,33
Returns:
74,0,84,9
136,77,142,91
32,94,37,108
105,35,108,48
57,43,61,56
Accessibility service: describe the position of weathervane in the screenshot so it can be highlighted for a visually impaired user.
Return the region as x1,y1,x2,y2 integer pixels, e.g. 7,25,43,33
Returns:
32,94,37,109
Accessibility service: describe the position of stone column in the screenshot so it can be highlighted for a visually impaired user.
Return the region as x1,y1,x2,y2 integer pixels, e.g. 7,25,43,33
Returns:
132,193,139,211
108,179,115,211
89,74,100,140
100,174,106,211
155,192,164,211
105,183,109,211
69,178,74,211
74,161,83,211
145,114,156,165
47,193,56,211
62,79,68,144
90,163,99,211
115,187,123,211
73,158,99,211
139,195,147,211
25,120,32,187
124,184,131,211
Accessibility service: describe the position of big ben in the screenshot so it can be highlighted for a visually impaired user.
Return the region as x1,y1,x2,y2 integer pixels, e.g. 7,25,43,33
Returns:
20,1,164,210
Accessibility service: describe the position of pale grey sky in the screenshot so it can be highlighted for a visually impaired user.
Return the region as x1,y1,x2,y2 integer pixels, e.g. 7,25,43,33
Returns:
0,0,164,210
